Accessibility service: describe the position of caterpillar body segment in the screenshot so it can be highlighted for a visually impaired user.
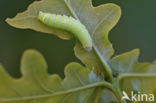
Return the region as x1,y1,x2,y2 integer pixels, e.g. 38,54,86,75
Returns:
38,11,92,51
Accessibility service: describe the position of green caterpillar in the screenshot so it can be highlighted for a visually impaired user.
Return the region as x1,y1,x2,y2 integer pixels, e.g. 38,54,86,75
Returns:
38,11,92,51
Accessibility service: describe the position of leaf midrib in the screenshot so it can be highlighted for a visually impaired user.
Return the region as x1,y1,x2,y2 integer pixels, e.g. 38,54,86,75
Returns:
0,82,112,102
63,0,113,82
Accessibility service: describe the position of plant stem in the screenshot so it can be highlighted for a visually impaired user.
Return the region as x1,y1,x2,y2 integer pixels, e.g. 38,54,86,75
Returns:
92,46,127,103
112,84,127,103
93,46,114,83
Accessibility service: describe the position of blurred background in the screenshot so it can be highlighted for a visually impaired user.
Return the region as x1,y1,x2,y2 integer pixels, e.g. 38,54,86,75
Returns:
0,0,155,78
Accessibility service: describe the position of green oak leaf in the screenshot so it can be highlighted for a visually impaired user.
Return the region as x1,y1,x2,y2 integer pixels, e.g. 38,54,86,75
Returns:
5,0,156,102
6,0,121,79
110,49,156,102
110,49,156,74
6,0,121,102
6,0,74,40
118,74,156,102
0,49,116,103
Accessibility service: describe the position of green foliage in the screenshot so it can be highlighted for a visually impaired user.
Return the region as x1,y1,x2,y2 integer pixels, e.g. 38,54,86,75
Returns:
3,0,156,102
0,50,108,103
6,0,121,82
